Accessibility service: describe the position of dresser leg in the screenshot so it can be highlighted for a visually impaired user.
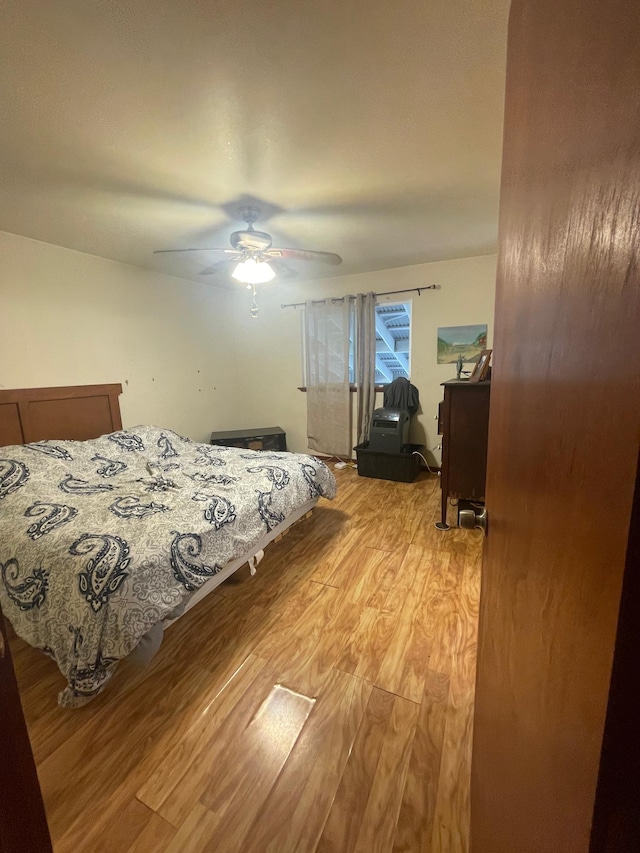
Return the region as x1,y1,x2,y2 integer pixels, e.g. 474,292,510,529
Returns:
435,491,450,530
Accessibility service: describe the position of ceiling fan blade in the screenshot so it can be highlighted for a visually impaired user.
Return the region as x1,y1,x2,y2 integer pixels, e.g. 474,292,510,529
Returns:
199,259,234,276
153,248,240,256
265,248,342,265
269,259,298,280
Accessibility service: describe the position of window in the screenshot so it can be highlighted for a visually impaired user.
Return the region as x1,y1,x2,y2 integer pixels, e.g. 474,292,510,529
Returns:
301,299,412,387
372,301,411,382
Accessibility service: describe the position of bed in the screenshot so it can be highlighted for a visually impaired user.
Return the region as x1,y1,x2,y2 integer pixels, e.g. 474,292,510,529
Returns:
0,384,336,707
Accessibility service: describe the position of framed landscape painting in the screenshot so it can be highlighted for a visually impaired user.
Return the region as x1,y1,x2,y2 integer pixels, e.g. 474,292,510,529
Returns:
437,324,488,364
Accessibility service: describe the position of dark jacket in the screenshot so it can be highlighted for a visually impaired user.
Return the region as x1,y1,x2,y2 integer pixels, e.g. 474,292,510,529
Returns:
383,377,420,416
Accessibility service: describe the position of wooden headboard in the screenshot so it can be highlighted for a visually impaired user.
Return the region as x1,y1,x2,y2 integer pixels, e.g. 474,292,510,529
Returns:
0,384,123,446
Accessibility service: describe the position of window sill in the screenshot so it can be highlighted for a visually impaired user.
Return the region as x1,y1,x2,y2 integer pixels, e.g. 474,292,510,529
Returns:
297,385,389,393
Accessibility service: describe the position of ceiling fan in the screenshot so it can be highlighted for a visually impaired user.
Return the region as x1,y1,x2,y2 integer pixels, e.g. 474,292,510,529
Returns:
153,205,342,292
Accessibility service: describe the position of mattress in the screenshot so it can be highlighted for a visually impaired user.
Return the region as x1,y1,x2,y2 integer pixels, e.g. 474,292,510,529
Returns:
0,426,336,705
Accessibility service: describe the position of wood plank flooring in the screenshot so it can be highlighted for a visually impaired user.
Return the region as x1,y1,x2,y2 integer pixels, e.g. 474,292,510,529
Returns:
10,467,482,853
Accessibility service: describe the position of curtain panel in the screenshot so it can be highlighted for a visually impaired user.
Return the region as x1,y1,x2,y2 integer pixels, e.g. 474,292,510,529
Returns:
355,292,377,445
305,299,352,457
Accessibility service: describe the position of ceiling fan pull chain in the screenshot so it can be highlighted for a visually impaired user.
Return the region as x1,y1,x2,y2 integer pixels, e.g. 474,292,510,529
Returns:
250,284,259,318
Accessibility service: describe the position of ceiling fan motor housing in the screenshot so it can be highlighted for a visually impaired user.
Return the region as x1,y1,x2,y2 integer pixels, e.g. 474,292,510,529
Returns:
230,229,272,252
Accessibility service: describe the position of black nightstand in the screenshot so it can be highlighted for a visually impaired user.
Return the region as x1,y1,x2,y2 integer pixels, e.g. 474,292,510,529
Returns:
210,426,287,452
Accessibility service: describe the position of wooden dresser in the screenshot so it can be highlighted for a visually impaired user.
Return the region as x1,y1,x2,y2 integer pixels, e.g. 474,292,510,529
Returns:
437,379,491,528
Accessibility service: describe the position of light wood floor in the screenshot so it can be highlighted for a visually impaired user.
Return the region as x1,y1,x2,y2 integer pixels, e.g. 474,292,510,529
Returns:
11,467,482,853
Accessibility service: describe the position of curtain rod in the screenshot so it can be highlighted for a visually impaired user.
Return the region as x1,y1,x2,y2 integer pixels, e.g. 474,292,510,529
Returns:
280,284,439,309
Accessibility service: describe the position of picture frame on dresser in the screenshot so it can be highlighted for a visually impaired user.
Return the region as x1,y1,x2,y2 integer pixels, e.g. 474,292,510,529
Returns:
469,349,492,383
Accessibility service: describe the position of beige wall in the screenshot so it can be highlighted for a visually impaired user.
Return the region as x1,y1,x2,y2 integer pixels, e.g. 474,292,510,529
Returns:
0,230,239,443
0,231,496,457
231,254,497,464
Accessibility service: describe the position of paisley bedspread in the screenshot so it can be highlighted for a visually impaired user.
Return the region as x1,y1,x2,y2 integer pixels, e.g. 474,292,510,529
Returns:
0,426,336,707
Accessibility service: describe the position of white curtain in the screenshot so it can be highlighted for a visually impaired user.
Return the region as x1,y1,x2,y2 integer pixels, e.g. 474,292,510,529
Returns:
355,292,377,445
305,299,352,457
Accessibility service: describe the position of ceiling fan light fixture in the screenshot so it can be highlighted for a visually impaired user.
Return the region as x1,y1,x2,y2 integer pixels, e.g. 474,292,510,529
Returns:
231,258,276,285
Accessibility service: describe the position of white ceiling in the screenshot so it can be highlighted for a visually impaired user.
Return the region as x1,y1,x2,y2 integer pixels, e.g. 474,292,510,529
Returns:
0,0,509,285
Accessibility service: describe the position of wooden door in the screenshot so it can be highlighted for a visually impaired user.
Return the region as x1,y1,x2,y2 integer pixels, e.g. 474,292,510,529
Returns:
470,0,640,851
590,458,640,850
0,608,52,853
